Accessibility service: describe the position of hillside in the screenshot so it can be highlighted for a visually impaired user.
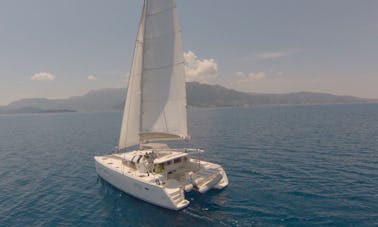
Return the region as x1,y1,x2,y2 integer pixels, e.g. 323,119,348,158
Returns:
186,82,373,107
0,82,375,114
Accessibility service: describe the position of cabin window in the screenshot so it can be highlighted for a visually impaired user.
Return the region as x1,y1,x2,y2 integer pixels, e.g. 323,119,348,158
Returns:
166,161,172,165
174,158,181,164
154,164,164,173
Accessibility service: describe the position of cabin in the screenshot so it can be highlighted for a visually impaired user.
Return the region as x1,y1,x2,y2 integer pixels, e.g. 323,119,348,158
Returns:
120,150,194,178
153,151,189,179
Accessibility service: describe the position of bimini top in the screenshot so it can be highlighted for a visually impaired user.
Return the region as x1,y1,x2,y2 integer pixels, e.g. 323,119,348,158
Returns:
153,151,188,164
120,150,152,163
118,149,188,165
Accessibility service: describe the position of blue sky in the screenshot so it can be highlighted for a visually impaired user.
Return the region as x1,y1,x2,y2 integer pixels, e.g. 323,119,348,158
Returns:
1,0,377,105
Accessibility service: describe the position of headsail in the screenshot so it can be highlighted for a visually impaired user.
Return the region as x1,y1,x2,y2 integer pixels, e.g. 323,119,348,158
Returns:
118,0,188,150
118,2,145,149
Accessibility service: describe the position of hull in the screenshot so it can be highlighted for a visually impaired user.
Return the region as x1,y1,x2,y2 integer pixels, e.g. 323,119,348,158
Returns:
95,157,189,210
94,149,228,210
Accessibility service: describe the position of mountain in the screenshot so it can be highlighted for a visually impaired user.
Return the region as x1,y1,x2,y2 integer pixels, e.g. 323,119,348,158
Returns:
186,82,374,107
0,82,376,114
1,89,126,114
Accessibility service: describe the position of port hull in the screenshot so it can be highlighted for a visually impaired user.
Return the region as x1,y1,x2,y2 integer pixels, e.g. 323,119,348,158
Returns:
95,157,189,210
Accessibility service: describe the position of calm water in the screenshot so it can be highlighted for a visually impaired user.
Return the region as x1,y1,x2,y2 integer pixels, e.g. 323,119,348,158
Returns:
1,104,377,226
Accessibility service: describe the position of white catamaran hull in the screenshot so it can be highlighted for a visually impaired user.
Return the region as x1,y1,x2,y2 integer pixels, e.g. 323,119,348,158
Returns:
95,157,190,210
94,150,228,210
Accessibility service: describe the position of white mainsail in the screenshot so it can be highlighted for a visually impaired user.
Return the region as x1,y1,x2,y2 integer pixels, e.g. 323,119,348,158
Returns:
118,0,188,150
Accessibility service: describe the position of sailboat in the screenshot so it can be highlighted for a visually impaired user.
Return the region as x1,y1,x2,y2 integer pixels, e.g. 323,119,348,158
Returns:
94,0,228,210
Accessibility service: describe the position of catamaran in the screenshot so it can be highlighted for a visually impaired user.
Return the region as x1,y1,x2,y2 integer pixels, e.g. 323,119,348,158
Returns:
94,0,228,210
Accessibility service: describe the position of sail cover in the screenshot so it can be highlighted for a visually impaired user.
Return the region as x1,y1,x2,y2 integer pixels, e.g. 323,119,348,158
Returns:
119,0,188,149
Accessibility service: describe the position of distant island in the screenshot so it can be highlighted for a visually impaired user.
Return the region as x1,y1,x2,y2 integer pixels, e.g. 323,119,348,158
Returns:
0,82,376,114
0,106,77,114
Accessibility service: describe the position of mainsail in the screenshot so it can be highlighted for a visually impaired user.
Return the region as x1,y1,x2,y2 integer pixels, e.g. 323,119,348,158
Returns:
118,0,188,150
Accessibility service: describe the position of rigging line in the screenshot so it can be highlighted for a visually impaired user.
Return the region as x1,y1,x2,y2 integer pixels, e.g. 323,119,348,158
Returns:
144,61,184,72
139,0,148,147
162,110,169,132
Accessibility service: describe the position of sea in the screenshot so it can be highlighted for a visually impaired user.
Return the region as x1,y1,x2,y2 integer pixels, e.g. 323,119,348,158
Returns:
0,103,377,226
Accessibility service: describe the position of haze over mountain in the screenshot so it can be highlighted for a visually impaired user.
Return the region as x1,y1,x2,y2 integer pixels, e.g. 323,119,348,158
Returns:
0,82,375,114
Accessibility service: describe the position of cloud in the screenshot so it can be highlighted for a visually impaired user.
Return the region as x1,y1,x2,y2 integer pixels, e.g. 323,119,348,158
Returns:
184,51,218,83
256,49,301,60
30,72,56,81
87,75,97,81
236,71,266,83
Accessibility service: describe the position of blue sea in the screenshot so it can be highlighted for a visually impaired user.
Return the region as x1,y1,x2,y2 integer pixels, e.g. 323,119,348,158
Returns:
1,104,377,226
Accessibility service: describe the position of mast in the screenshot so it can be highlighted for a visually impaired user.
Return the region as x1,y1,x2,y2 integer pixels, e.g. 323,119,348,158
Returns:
139,0,147,148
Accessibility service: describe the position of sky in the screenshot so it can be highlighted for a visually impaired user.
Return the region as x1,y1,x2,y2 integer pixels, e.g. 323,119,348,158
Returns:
1,0,378,105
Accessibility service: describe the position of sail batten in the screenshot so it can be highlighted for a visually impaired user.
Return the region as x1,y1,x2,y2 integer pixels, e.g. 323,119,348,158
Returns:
118,0,188,149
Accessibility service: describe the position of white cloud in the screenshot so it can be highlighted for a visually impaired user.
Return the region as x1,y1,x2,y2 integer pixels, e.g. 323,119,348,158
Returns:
30,72,56,81
87,75,97,81
236,71,266,83
184,51,218,83
256,49,301,60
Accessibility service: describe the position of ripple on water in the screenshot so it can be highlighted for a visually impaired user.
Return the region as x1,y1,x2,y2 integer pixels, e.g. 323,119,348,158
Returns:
1,105,378,226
